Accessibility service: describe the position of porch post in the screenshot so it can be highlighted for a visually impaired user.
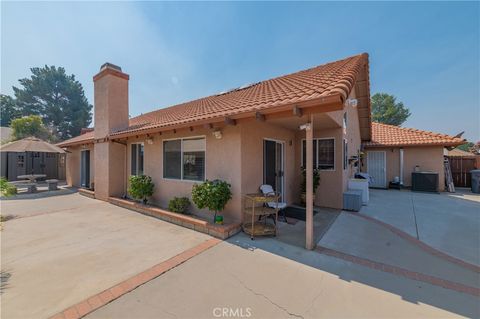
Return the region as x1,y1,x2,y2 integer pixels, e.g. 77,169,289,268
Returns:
305,114,314,250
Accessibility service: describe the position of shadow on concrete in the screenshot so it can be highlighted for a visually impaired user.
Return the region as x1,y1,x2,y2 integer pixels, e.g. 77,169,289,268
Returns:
227,232,479,318
0,185,78,201
0,270,11,294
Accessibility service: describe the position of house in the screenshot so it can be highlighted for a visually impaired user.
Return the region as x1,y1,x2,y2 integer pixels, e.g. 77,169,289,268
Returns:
362,122,464,190
58,53,372,248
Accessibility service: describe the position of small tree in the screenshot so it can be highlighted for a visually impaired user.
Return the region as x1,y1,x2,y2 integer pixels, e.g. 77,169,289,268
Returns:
371,93,411,126
10,115,53,141
192,179,232,223
128,175,154,204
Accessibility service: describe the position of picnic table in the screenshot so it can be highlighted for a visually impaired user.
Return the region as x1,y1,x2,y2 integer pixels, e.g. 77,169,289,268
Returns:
16,174,47,193
17,174,47,183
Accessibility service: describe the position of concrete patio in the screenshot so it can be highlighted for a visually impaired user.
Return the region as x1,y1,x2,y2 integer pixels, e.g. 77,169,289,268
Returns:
87,236,479,319
1,192,210,318
359,188,480,266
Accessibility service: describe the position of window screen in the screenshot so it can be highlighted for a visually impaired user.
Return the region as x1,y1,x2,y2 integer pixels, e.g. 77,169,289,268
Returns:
163,139,182,179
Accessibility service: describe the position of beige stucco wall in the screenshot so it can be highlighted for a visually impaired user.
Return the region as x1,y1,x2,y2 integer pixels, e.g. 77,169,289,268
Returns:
294,127,344,209
125,125,242,222
240,120,296,207
291,89,362,210
65,144,94,188
362,146,445,191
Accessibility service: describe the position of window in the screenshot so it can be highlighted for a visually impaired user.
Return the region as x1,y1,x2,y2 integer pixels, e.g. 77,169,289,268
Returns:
163,137,205,181
302,138,335,170
343,139,348,170
131,143,144,175
17,155,25,168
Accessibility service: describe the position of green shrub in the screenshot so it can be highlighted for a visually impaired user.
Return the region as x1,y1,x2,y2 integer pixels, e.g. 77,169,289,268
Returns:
168,197,191,214
192,179,232,223
300,168,320,193
128,175,154,204
0,178,16,197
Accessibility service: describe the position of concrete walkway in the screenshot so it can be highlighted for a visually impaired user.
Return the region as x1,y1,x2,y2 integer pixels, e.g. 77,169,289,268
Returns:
360,189,480,266
318,213,480,288
1,193,210,319
87,235,479,318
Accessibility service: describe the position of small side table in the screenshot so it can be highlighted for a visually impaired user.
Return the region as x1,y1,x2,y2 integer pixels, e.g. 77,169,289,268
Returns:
243,193,280,240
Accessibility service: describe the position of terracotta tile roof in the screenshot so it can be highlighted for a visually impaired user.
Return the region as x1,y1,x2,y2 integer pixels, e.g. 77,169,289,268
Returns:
364,122,465,148
59,53,369,146
57,130,94,147
447,148,477,157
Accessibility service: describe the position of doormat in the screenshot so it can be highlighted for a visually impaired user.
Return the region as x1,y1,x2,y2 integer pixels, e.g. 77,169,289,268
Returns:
283,206,319,221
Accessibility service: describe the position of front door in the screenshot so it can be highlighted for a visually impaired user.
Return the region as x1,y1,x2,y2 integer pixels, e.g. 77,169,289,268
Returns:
81,150,90,188
367,151,387,188
263,139,284,199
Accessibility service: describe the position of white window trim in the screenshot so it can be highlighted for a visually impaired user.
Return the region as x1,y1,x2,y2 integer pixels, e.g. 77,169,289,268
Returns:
130,142,144,176
301,137,336,172
162,136,206,182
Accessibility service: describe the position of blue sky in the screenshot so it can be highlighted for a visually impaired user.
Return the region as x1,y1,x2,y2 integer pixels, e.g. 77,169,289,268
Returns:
1,1,479,141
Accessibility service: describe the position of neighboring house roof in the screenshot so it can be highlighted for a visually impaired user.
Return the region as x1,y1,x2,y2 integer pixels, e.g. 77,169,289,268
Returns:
363,122,465,148
447,148,477,157
58,53,370,147
0,136,65,153
58,130,94,147
0,127,13,143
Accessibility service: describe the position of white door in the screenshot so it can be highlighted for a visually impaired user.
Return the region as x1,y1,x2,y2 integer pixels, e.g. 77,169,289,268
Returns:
367,151,387,188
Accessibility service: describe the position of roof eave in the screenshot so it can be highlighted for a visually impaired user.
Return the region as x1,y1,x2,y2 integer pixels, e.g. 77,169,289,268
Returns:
109,93,345,140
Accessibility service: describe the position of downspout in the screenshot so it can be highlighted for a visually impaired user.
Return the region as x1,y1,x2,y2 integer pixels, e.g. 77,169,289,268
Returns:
399,148,404,186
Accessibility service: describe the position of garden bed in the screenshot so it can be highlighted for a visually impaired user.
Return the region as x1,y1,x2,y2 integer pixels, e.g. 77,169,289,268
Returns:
108,197,241,240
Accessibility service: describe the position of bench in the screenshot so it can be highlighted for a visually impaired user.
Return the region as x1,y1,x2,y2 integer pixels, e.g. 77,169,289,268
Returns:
17,183,37,193
46,179,59,191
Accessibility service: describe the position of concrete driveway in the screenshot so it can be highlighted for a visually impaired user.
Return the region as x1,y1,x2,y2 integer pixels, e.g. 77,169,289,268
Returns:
359,188,480,266
86,235,479,319
1,192,210,319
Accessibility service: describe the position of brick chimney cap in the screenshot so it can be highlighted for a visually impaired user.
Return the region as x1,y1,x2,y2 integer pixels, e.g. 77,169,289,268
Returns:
100,63,122,72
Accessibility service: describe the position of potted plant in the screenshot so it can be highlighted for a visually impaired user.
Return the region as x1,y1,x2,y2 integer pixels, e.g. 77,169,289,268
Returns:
300,168,320,205
128,175,154,204
191,179,232,223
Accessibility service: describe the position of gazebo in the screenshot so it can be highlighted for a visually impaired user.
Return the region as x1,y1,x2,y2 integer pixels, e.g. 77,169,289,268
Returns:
0,137,66,181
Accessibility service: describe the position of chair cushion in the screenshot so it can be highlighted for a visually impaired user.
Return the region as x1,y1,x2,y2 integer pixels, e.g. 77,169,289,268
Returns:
260,184,275,195
267,202,287,209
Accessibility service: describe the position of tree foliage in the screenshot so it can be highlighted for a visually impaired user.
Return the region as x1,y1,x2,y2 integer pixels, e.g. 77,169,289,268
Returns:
371,93,411,126
10,115,53,141
456,142,474,152
12,65,92,140
192,179,232,222
128,175,155,204
0,94,21,127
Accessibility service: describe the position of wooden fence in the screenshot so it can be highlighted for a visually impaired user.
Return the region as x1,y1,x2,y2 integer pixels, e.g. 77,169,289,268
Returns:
447,156,478,188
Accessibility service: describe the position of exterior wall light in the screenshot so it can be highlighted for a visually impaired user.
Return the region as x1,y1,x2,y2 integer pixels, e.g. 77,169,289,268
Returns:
146,137,154,145
212,129,222,139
